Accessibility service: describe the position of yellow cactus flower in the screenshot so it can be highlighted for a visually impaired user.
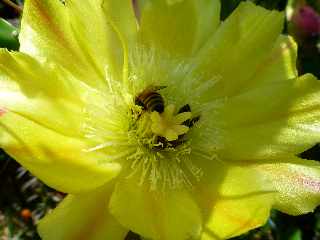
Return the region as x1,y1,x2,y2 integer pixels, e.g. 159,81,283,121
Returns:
1,0,320,239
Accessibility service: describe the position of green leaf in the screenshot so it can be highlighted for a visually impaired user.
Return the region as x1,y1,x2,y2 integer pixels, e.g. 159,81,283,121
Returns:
289,229,302,240
0,18,19,50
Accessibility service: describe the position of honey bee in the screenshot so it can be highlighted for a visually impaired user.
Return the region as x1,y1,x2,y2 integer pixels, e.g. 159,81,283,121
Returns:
134,87,201,151
135,86,166,113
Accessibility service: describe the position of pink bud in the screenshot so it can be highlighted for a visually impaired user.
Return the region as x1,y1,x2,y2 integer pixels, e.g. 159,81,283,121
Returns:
292,6,320,37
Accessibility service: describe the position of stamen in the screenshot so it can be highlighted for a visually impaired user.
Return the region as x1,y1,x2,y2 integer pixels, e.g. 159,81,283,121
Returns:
84,141,132,152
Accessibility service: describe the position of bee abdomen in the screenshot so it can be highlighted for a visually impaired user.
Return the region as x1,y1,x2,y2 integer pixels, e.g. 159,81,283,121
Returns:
144,92,164,113
136,92,164,113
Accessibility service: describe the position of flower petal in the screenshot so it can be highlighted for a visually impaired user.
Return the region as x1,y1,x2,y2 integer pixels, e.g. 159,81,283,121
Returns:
250,35,298,87
38,185,128,240
20,0,124,88
102,0,138,83
196,156,320,239
65,0,127,82
220,74,320,161
0,111,121,194
201,193,274,240
194,1,284,98
253,157,320,215
0,49,83,137
193,158,275,239
102,0,137,46
138,0,221,57
0,49,121,193
109,178,202,240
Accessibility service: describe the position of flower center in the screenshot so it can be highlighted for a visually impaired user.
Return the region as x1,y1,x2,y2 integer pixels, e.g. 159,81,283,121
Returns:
133,86,200,152
82,72,222,190
124,86,203,190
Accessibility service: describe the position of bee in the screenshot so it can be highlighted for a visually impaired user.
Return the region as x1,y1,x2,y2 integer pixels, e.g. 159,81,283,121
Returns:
135,86,166,113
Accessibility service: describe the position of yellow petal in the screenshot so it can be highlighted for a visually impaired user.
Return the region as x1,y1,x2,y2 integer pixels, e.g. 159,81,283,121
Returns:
20,0,123,88
194,160,275,239
194,1,284,99
250,35,298,88
138,0,221,57
65,0,125,82
0,49,83,137
196,155,320,239
201,193,274,240
38,185,128,240
220,74,320,161
109,178,202,240
0,111,121,193
102,0,137,46
0,50,121,193
102,0,138,84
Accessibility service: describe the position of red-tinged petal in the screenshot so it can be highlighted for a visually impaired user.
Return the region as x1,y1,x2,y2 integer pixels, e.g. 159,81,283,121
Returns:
0,107,7,116
196,156,320,239
20,0,126,89
252,157,320,215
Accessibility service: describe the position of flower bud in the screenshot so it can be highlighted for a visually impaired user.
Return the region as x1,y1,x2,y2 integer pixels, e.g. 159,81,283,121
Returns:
291,5,320,40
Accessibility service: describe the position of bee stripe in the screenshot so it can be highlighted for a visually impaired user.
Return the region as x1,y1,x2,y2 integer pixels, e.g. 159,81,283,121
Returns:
144,93,164,112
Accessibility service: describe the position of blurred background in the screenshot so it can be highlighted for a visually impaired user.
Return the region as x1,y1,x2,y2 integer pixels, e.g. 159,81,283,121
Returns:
0,0,319,239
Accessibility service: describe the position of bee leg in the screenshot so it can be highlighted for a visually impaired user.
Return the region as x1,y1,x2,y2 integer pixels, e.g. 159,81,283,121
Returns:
152,136,168,151
178,104,191,113
125,231,141,240
135,97,145,109
169,134,187,148
186,115,200,128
